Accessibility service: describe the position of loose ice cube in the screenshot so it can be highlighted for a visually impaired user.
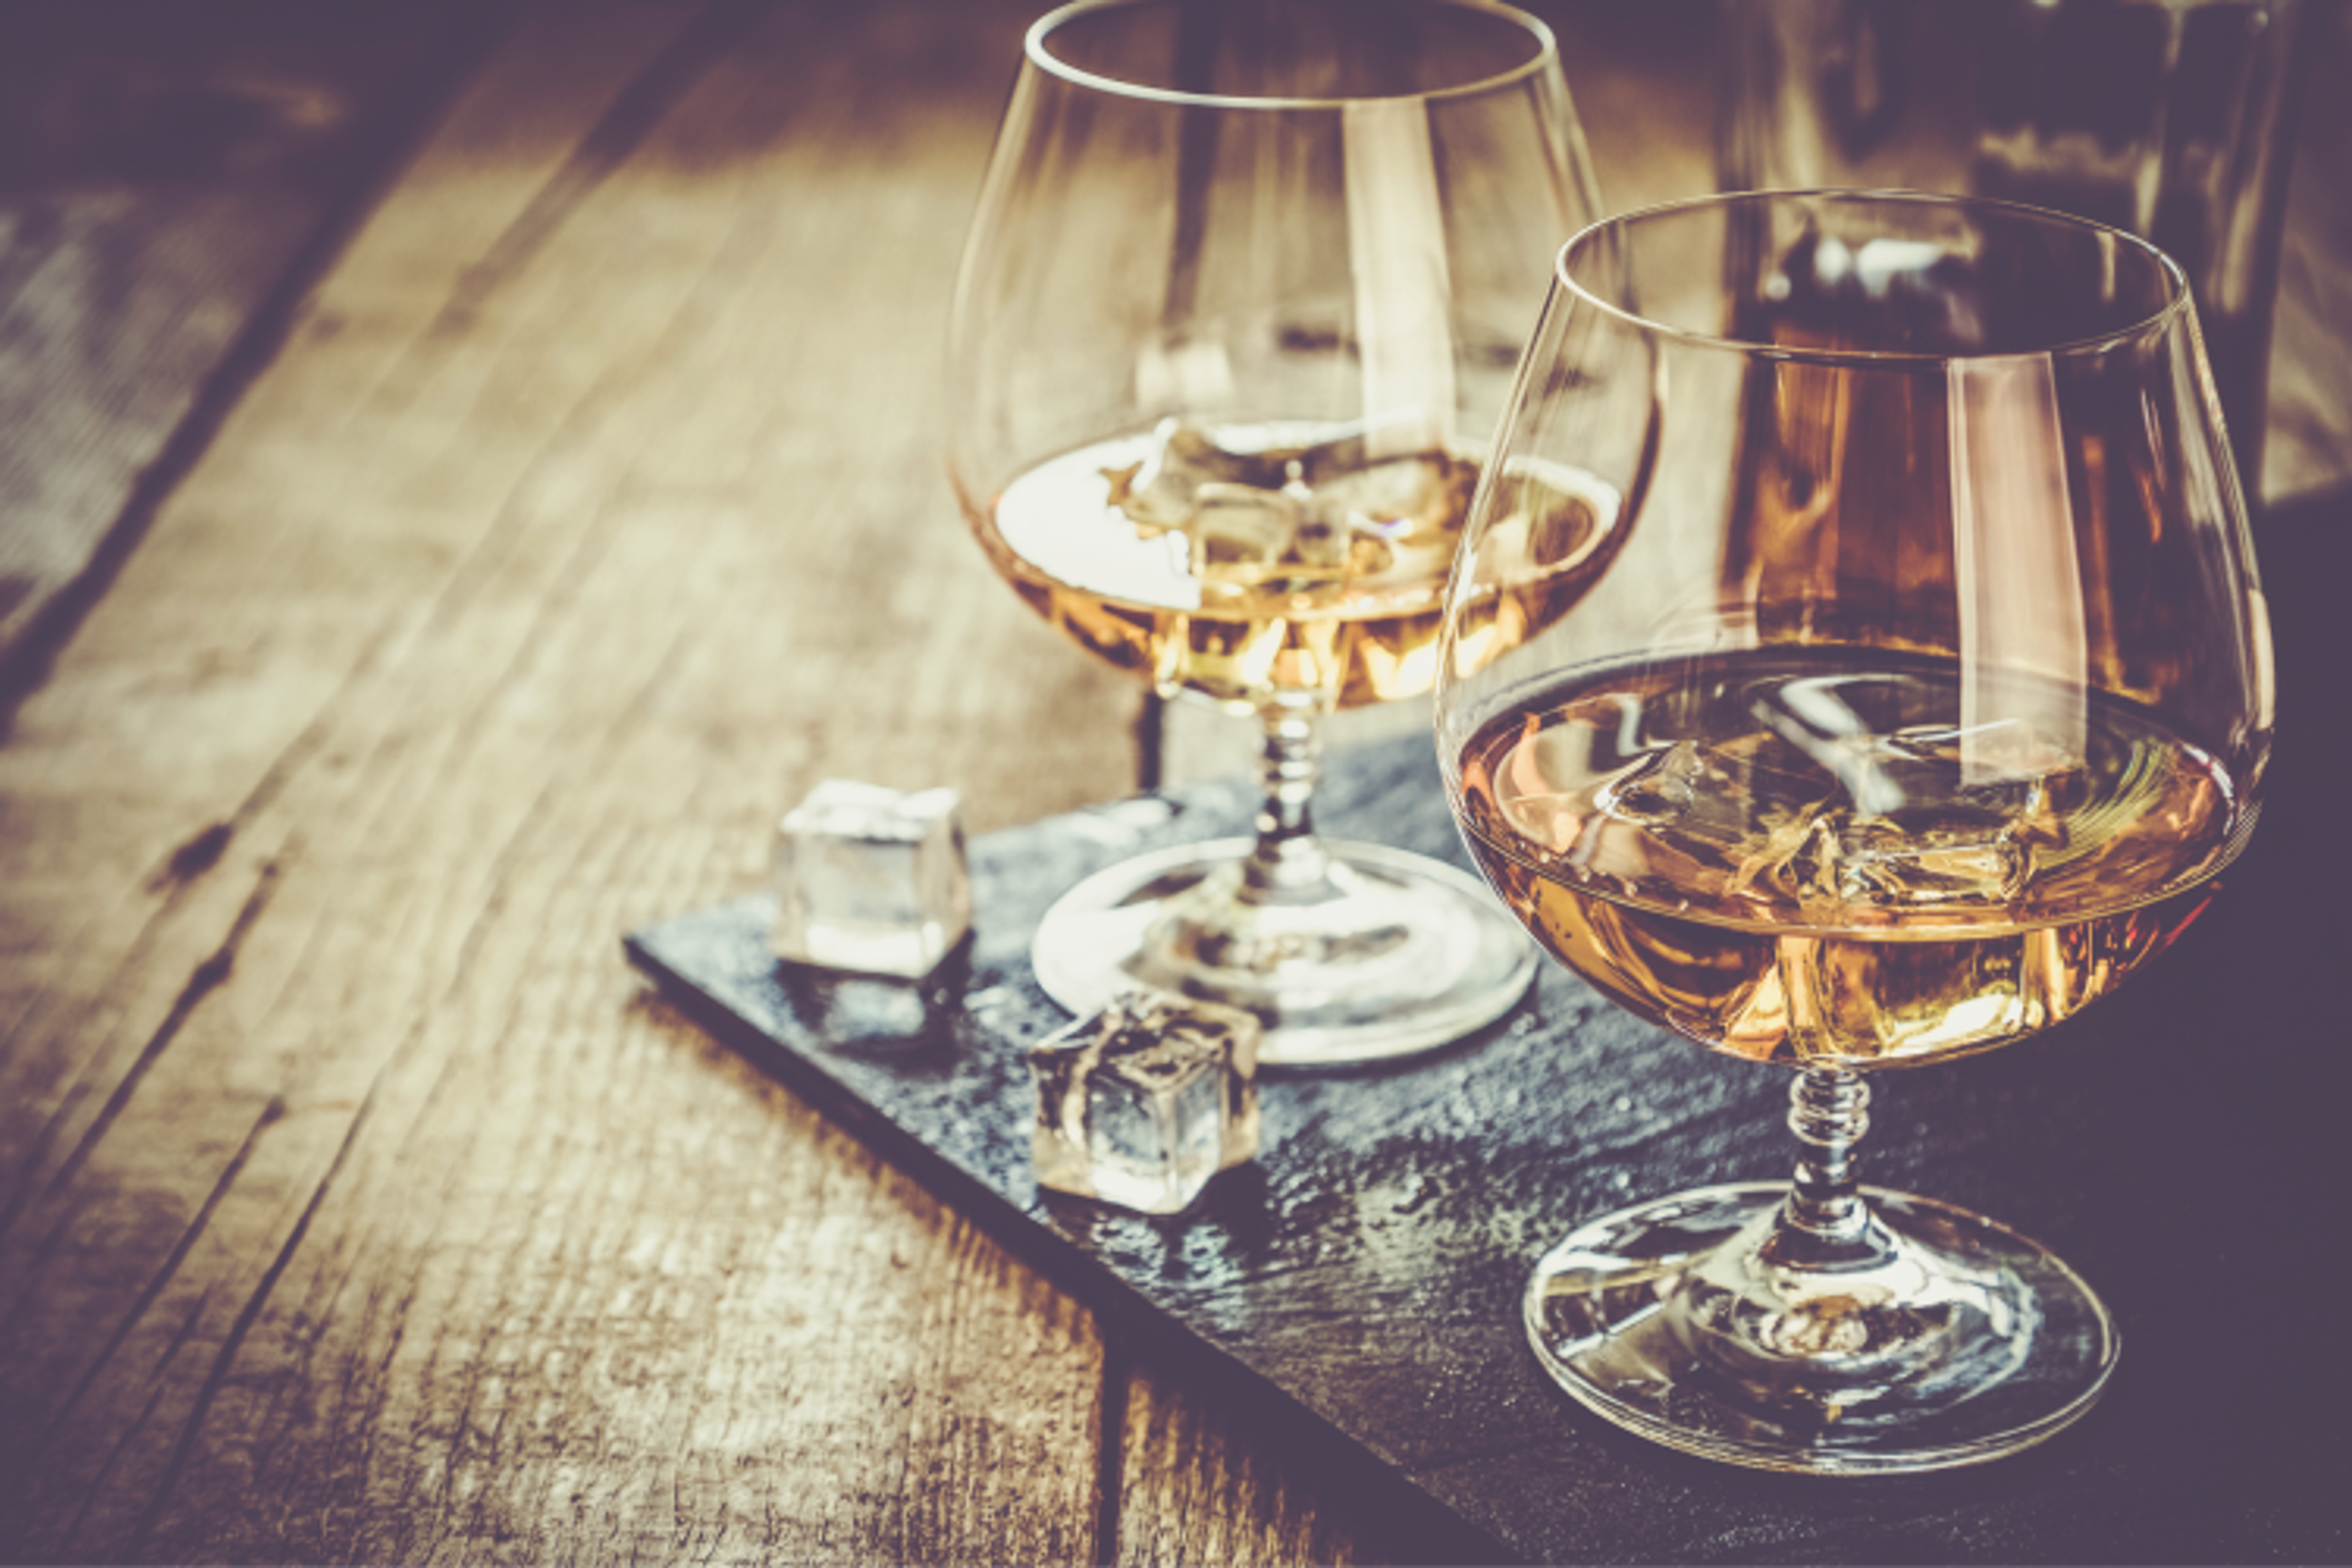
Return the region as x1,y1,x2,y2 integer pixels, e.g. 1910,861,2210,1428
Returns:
769,780,971,978
1028,992,1261,1215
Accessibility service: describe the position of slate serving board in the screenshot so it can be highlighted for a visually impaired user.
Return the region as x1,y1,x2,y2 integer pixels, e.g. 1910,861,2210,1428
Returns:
625,495,2350,1565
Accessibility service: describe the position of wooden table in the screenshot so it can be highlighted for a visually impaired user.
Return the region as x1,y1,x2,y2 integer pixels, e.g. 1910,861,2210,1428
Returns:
2,2,2346,1561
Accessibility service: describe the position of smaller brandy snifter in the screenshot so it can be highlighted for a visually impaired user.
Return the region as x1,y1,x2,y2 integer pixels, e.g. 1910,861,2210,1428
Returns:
948,0,1604,1064
1434,191,2271,1471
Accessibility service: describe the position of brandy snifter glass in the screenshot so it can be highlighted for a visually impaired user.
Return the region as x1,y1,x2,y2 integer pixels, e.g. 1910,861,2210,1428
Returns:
949,0,1601,1063
1434,191,2271,1471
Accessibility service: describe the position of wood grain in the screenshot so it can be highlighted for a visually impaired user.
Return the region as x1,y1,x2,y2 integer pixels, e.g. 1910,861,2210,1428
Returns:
1117,1357,1369,1567
0,1,502,698
0,1,1169,1559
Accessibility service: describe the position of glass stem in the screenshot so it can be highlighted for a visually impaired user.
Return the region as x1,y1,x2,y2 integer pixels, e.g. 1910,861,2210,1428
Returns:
1760,1066,1890,1269
1239,708,1332,903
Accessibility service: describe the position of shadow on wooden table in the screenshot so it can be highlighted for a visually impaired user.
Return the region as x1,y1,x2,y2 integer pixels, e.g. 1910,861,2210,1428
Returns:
0,0,506,715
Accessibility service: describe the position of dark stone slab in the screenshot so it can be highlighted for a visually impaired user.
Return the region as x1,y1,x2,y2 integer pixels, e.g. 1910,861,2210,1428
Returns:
626,492,2351,1565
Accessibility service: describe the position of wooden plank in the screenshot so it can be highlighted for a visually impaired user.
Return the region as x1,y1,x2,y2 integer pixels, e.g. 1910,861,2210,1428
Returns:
0,1,504,700
0,1,1172,1559
1117,1357,1372,1566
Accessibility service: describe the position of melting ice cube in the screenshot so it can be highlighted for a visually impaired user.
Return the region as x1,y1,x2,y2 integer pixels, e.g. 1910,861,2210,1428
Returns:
1594,739,1713,827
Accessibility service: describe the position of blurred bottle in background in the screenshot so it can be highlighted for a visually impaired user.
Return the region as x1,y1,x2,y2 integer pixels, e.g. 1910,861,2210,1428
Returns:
1718,0,2315,489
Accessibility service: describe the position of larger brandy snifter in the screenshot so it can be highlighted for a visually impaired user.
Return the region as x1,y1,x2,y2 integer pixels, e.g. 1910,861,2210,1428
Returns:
947,0,1600,1064
1434,191,2271,1471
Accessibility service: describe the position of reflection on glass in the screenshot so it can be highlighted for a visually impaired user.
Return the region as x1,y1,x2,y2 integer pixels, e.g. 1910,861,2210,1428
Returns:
1436,191,2270,1471
949,0,1602,1063
1718,0,2314,484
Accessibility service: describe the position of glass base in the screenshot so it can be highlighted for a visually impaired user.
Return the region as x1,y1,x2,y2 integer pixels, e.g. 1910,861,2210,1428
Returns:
1030,836,1538,1066
1526,1181,2117,1474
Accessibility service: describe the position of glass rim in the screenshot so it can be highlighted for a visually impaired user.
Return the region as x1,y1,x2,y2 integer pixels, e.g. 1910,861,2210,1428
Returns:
1554,188,2196,367
1022,0,1559,111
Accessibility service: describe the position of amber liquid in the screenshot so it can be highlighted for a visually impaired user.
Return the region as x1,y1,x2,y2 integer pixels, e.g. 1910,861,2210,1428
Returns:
973,424,1618,711
1454,649,2253,1068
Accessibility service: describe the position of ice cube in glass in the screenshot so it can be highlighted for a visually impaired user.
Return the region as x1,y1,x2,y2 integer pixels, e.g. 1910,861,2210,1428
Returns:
1106,417,1286,532
1028,992,1261,1215
1189,481,1335,579
1307,446,1477,543
769,780,971,978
